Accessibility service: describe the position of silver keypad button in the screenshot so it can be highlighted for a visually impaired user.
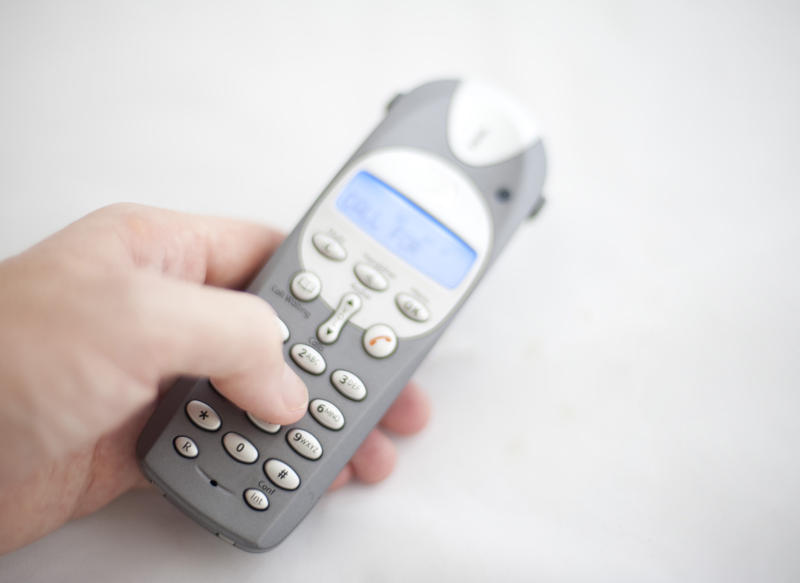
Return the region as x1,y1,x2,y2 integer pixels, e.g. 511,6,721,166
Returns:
246,411,281,434
173,435,198,458
312,232,347,261
317,292,362,344
243,488,269,511
363,324,398,358
290,271,321,301
354,263,389,291
309,399,345,430
276,316,290,343
264,459,301,490
286,428,323,460
330,369,367,401
395,293,430,322
223,432,259,464
290,343,326,375
185,400,221,431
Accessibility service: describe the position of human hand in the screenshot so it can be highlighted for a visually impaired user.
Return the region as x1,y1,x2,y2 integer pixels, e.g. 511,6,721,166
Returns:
0,204,430,554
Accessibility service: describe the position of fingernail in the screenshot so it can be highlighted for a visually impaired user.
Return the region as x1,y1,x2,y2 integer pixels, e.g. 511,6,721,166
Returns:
279,365,308,413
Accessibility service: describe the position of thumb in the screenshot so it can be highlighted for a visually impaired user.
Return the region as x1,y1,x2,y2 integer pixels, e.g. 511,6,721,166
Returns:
143,276,308,424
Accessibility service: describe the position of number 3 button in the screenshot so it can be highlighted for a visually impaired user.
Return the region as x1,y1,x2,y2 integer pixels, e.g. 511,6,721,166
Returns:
363,324,397,358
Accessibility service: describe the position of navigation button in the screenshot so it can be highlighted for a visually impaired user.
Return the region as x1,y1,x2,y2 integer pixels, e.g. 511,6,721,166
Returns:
312,233,347,261
290,271,321,301
363,324,398,358
354,263,389,291
317,293,362,344
395,293,430,322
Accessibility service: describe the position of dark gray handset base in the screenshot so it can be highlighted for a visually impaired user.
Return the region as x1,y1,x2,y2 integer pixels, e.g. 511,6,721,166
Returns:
136,79,547,552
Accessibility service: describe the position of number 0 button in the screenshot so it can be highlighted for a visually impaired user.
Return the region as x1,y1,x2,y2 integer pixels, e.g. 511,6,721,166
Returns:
223,432,259,464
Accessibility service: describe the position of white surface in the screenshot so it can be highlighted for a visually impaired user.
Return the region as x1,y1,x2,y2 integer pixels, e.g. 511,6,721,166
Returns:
1,1,799,582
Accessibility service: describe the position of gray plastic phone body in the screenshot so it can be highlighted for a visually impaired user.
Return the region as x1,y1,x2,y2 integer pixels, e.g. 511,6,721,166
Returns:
136,79,547,552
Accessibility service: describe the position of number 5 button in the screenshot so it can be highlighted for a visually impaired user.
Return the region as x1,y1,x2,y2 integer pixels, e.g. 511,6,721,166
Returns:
363,324,397,358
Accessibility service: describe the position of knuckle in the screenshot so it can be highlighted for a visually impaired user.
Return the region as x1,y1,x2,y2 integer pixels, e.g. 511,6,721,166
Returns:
92,202,150,224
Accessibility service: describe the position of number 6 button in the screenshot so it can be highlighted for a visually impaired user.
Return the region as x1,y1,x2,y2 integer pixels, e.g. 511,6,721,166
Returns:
309,399,345,430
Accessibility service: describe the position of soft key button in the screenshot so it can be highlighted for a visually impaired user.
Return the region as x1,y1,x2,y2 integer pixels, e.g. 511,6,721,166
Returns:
354,263,389,291
363,324,398,358
309,399,345,430
290,271,321,301
223,432,259,464
290,344,326,375
330,369,367,401
185,400,221,431
312,233,347,261
264,459,300,491
286,428,323,460
395,293,430,322
317,293,362,344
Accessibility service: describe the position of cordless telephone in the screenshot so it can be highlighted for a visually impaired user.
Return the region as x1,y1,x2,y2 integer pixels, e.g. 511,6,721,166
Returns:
137,79,547,551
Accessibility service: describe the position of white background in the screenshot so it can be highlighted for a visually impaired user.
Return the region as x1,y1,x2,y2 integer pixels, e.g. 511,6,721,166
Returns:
1,1,799,581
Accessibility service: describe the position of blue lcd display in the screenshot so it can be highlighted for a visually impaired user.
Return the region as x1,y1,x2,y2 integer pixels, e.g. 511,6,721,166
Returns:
336,171,477,289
